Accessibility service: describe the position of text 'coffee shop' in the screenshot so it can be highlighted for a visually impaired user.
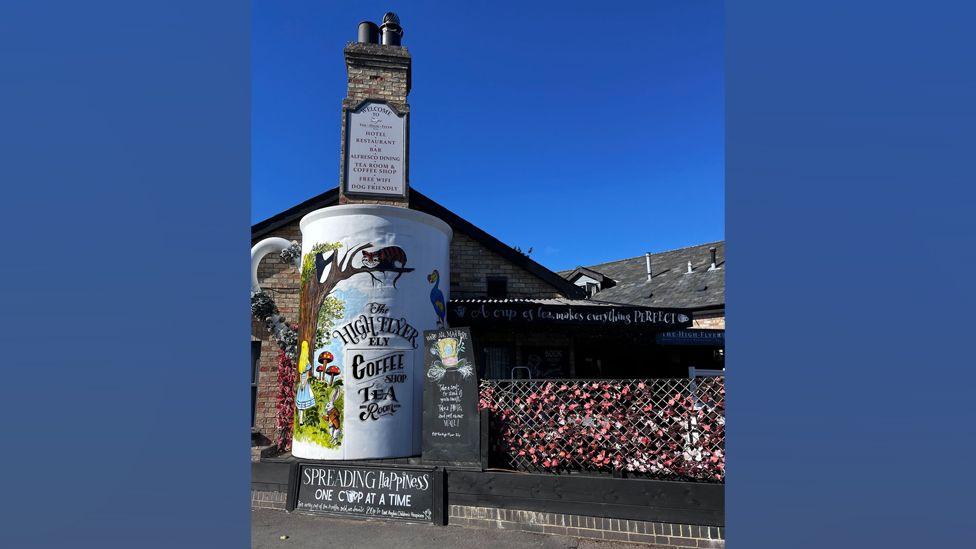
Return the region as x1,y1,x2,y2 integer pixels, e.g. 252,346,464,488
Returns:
250,13,725,549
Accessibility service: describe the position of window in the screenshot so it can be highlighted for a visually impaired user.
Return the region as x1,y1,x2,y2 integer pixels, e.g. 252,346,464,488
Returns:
251,341,262,428
482,345,514,379
486,276,508,299
585,282,599,297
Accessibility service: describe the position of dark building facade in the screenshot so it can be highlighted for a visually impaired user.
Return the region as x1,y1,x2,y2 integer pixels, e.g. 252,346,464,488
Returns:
561,242,726,376
252,188,724,440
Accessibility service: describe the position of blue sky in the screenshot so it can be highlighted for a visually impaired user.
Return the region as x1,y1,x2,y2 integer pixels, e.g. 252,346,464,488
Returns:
253,0,724,271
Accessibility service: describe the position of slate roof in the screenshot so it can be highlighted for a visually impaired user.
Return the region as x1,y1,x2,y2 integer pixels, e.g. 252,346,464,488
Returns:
561,266,615,287
559,241,725,310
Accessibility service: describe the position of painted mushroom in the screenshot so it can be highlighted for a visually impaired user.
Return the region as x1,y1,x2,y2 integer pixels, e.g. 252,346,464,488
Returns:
318,351,337,384
325,364,340,385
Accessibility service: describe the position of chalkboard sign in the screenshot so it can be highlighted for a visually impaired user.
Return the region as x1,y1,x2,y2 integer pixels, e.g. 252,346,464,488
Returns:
292,463,435,522
421,328,481,465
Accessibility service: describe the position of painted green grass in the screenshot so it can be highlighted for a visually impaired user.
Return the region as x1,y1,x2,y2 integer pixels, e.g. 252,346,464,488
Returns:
293,380,345,449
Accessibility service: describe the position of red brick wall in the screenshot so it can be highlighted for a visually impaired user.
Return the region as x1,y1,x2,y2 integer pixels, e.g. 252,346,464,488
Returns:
251,223,301,442
344,43,409,103
450,231,563,299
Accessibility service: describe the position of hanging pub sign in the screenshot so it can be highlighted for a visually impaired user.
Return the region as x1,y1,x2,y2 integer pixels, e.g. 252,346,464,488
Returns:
343,100,407,198
421,328,481,466
448,300,693,330
290,463,438,523
656,329,725,347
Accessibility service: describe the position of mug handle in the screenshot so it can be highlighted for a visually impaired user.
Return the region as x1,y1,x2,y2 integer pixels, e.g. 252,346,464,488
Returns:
250,237,293,293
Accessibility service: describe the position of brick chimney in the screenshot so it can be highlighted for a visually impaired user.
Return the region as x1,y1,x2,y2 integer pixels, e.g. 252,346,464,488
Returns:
339,13,412,207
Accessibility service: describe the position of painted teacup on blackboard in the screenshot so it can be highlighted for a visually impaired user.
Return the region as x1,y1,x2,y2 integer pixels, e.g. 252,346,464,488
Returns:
427,332,473,382
435,337,460,368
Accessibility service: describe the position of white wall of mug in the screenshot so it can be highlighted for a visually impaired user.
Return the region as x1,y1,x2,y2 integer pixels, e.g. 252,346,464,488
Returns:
252,204,452,460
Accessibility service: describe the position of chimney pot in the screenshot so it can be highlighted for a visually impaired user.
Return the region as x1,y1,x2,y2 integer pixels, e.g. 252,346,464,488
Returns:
709,246,718,270
357,21,380,44
645,252,652,281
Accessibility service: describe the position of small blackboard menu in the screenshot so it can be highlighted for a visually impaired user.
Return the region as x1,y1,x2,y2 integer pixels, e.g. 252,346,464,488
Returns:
421,327,480,465
292,463,434,522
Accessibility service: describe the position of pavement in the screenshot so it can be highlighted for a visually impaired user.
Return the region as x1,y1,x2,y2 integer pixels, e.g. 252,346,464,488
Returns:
252,509,650,549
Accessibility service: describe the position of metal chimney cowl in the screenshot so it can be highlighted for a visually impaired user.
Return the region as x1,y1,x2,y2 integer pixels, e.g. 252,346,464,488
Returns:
380,12,403,46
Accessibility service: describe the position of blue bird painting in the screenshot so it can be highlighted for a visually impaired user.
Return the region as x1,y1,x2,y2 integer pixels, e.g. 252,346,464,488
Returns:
427,269,446,327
